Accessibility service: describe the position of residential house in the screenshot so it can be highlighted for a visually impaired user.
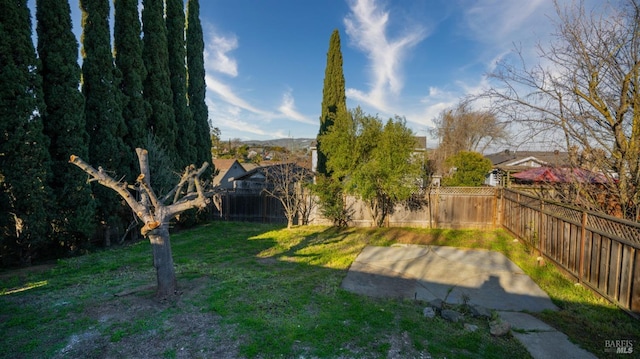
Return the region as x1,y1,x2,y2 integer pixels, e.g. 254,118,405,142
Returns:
231,162,312,193
212,159,247,190
484,150,569,186
510,166,610,185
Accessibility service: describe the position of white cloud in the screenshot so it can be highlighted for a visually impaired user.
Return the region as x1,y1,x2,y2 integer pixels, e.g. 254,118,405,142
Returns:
204,27,239,77
202,23,302,140
206,98,268,138
278,90,315,125
403,88,458,131
463,0,549,45
345,88,391,113
205,74,271,117
344,0,427,112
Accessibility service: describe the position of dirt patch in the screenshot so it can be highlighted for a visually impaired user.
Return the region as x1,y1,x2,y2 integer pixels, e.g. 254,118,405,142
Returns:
386,331,431,359
382,228,441,245
0,263,56,281
50,278,241,359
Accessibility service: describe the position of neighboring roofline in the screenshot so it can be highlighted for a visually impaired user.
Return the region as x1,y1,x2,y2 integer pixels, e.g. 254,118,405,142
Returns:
504,156,548,167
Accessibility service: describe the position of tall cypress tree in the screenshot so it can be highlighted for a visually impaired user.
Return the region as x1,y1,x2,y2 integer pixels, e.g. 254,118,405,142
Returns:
36,0,96,252
114,0,150,178
317,29,347,175
142,0,177,167
314,29,350,226
186,0,213,178
167,0,196,170
80,0,129,238
0,0,52,264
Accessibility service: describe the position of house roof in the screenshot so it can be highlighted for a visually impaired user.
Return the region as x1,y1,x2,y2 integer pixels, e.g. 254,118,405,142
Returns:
232,162,312,182
511,166,611,184
212,159,246,186
212,158,244,172
241,163,259,172
486,150,569,168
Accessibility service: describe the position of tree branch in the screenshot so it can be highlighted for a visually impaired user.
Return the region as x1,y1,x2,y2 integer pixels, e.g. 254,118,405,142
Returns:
165,162,210,218
69,155,151,223
135,148,162,210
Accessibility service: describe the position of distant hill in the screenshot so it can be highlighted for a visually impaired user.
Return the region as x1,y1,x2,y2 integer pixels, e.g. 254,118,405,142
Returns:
241,138,315,151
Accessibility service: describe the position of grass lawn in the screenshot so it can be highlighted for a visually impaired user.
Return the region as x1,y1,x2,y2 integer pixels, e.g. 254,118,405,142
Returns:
0,222,637,358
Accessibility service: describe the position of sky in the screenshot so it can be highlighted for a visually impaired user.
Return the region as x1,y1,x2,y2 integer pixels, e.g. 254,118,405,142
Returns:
27,0,600,147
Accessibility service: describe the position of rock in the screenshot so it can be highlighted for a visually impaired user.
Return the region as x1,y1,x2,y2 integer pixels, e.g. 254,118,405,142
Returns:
423,307,436,319
441,309,463,323
489,320,511,337
464,323,479,332
428,298,444,309
469,304,492,319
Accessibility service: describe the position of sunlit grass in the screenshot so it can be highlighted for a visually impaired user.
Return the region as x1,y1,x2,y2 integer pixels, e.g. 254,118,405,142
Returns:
170,224,531,358
0,222,636,358
1,280,48,295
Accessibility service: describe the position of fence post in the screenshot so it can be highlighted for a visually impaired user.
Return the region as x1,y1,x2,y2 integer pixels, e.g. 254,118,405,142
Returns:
579,210,587,283
517,192,521,238
433,187,440,228
499,188,504,229
539,198,544,256
427,189,432,229
493,188,498,228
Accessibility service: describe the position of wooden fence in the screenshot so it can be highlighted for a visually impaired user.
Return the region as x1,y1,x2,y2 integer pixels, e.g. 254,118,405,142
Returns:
218,187,499,229
502,188,640,315
427,187,499,229
306,187,499,229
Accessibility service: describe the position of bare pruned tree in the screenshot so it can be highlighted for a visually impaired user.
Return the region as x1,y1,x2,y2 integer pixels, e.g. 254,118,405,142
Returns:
484,0,640,220
70,148,211,298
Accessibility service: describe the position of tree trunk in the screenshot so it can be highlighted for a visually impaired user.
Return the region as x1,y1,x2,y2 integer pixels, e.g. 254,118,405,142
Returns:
369,197,383,227
147,223,177,297
104,225,111,247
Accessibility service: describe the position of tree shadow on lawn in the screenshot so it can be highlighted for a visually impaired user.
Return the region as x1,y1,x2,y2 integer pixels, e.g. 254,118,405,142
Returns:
260,226,639,358
225,226,532,358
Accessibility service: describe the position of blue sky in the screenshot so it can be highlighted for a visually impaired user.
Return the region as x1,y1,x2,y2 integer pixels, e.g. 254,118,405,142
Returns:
199,0,557,142
28,0,590,144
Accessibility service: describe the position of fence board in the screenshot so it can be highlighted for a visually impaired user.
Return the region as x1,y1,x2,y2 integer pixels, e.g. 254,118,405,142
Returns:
562,222,570,268
571,223,580,272
608,241,621,300
599,238,610,293
632,253,640,312
583,231,593,281
619,246,633,308
549,218,557,258
590,233,601,285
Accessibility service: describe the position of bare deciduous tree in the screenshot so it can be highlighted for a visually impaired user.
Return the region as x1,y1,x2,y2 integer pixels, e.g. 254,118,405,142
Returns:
485,0,640,219
430,101,506,174
70,148,211,297
262,162,313,229
432,102,506,154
